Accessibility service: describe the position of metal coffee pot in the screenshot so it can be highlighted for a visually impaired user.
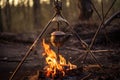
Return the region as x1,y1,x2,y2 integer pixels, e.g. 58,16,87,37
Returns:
50,31,71,47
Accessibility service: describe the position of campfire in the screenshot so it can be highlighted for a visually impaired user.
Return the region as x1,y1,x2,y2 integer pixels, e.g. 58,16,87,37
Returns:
42,39,77,79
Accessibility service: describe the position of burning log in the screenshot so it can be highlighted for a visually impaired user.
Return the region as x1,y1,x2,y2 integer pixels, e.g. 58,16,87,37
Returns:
28,67,84,80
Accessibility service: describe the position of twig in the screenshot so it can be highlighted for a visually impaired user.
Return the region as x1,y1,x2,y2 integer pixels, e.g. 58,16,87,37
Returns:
65,47,113,53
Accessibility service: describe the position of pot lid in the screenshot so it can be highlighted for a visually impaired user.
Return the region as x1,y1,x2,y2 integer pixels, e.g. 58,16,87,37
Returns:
51,31,65,36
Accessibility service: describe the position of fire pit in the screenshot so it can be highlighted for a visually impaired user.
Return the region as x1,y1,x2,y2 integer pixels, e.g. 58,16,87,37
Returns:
40,39,77,79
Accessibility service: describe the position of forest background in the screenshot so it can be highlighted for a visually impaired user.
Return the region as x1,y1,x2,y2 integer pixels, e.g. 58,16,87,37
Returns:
0,0,119,33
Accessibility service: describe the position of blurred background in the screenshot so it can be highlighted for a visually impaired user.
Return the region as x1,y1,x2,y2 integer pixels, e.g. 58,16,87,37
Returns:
0,0,119,33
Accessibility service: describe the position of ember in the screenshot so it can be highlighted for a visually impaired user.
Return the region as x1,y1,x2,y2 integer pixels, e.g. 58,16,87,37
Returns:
42,39,77,78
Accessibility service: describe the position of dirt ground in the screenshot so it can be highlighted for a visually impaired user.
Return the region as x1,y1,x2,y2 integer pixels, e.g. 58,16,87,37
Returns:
0,23,120,80
0,41,45,80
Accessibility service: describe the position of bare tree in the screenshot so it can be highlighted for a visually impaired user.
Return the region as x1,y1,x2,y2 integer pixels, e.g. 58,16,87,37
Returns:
33,0,41,28
78,0,93,20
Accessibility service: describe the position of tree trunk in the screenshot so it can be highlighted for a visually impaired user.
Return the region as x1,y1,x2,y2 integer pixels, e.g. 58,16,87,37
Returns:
50,0,54,5
78,0,93,20
33,0,41,28
0,6,3,32
3,0,11,31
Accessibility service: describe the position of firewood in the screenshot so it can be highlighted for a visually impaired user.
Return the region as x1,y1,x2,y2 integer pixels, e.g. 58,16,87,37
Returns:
83,64,101,71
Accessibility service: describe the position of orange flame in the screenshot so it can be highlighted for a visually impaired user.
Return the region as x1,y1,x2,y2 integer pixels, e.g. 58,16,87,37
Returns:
42,39,77,78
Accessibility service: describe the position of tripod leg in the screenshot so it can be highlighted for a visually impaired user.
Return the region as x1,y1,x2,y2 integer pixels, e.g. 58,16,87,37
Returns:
9,14,57,80
65,22,106,72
